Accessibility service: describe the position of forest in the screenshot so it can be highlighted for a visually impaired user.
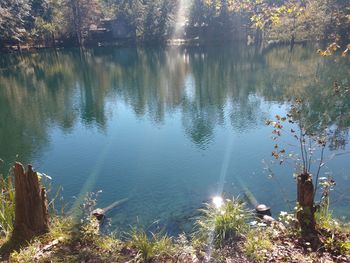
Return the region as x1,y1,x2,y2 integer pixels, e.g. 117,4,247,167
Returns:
0,0,349,49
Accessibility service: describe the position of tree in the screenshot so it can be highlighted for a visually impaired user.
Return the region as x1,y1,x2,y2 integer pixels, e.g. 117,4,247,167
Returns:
0,0,30,47
29,0,69,47
266,72,350,247
249,0,349,47
116,0,146,38
65,0,101,46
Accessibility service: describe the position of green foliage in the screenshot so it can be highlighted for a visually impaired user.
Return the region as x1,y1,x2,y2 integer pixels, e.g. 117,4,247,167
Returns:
251,0,329,41
315,176,336,229
127,228,174,261
187,0,253,40
2,188,349,262
0,166,15,239
80,216,100,241
320,221,350,256
116,0,177,41
0,0,30,44
9,216,74,262
243,228,272,262
0,0,349,46
195,197,251,247
75,191,104,241
249,0,350,43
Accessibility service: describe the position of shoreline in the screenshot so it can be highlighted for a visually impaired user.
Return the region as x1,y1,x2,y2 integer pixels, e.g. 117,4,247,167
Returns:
0,38,325,55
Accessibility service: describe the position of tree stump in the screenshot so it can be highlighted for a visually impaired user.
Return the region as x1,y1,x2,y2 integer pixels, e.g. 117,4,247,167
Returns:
297,172,320,248
12,162,50,242
297,173,315,231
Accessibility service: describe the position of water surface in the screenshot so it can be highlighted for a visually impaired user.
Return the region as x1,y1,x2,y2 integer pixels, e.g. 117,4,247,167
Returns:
0,45,349,234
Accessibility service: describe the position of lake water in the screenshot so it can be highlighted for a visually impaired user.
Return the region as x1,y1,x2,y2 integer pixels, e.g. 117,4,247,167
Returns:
0,44,349,234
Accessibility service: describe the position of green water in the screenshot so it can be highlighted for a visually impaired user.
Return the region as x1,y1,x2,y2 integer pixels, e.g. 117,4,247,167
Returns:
0,44,349,234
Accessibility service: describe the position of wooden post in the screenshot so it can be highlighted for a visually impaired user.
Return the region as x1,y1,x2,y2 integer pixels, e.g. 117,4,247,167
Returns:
12,162,49,242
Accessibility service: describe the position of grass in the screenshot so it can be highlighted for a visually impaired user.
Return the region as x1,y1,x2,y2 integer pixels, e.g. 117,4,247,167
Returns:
315,208,350,256
8,215,123,262
243,228,273,262
194,197,252,247
1,203,350,262
7,218,177,262
8,216,74,262
0,173,15,240
127,227,175,261
1,184,349,262
310,189,350,257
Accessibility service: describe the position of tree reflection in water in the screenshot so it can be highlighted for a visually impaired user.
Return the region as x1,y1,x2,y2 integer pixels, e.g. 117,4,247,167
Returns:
0,45,349,231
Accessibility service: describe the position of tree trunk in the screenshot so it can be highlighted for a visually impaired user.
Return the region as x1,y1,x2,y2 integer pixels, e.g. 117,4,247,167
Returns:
290,34,295,52
69,0,83,46
297,172,319,247
12,162,50,242
52,32,56,48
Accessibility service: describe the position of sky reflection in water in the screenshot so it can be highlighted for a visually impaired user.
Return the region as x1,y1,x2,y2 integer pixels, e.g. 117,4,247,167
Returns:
0,44,349,234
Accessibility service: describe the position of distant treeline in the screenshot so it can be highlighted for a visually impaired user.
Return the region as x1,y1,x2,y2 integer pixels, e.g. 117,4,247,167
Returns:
0,0,349,49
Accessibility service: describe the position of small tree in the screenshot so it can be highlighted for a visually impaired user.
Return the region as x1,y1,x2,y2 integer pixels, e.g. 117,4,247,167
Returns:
267,77,349,247
267,102,322,245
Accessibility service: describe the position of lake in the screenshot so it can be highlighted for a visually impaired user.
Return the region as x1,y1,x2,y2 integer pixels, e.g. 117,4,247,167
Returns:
0,44,349,234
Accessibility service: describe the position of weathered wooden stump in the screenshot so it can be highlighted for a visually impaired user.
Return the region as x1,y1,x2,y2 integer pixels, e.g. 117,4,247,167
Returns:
12,162,50,242
297,172,320,248
297,173,316,233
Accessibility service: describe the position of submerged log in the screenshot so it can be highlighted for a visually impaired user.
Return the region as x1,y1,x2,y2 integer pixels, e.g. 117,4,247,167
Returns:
12,162,50,242
92,198,128,222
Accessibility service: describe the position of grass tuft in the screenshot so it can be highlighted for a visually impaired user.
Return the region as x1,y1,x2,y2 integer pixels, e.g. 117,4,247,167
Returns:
0,173,15,240
127,227,174,261
194,197,252,247
243,228,272,262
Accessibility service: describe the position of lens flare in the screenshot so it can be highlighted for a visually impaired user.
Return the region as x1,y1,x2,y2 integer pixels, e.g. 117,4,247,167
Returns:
212,196,224,209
